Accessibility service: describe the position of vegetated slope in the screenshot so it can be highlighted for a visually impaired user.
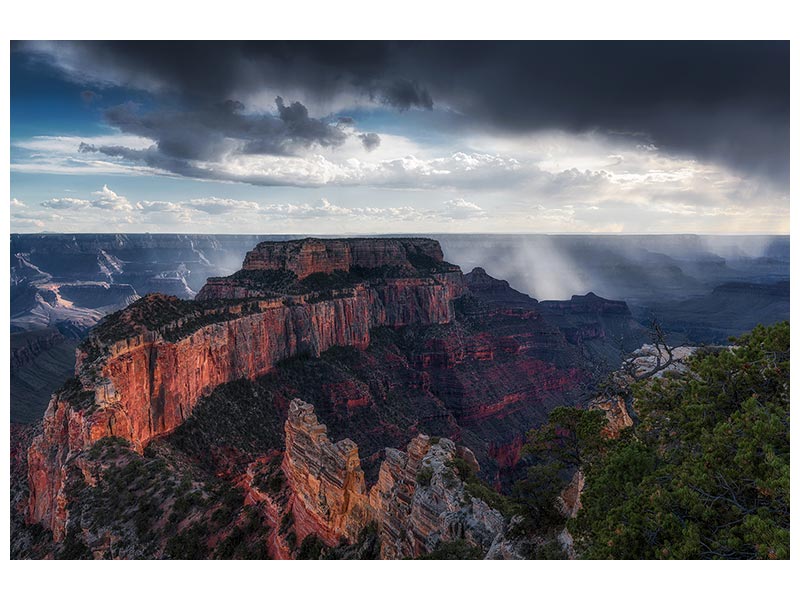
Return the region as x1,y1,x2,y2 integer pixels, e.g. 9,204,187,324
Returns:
516,322,789,559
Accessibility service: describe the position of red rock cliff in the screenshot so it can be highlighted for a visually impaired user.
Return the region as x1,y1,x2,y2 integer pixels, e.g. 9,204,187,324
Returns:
27,238,464,540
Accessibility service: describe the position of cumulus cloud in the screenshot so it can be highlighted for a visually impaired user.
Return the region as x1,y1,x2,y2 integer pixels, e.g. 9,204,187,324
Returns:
91,185,135,210
42,197,92,209
138,200,182,213
41,185,134,211
74,142,524,188
16,123,789,235
12,216,46,229
253,198,424,221
11,198,26,207
17,172,789,235
31,186,493,232
442,198,487,220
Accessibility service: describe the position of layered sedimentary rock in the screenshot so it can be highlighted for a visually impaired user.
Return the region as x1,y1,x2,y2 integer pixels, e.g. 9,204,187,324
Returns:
11,281,138,337
282,399,505,559
282,399,371,545
56,283,139,310
27,238,464,539
241,238,445,278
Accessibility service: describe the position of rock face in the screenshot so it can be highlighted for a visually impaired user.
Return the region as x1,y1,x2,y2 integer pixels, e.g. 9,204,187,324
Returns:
589,396,634,439
625,343,698,378
27,238,464,540
241,238,445,278
282,399,371,546
282,399,505,559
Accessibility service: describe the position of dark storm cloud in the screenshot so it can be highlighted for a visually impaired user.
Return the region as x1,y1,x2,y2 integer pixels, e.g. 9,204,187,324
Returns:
103,96,349,158
370,79,433,110
358,132,381,152
77,94,354,176
78,141,214,179
15,41,789,186
275,96,349,147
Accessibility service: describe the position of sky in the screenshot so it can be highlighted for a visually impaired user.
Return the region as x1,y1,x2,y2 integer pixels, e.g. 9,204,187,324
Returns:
9,41,789,235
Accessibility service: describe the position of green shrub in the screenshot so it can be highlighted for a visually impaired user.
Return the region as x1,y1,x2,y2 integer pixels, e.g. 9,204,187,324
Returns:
416,466,433,486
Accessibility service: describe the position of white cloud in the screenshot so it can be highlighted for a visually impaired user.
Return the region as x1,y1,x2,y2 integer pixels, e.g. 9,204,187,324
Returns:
11,134,168,178
11,125,789,234
92,185,135,211
42,197,92,210
12,216,46,229
254,198,425,221
442,198,486,220
31,187,491,232
182,197,261,215
210,150,522,189
14,134,153,154
139,200,183,213
11,198,26,208
41,185,137,212
10,157,164,176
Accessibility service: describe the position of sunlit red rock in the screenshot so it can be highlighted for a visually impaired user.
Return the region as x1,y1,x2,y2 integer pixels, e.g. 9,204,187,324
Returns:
282,399,505,558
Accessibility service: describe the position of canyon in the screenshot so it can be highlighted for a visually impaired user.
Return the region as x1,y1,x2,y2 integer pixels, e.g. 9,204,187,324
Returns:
11,233,787,433
18,237,645,557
